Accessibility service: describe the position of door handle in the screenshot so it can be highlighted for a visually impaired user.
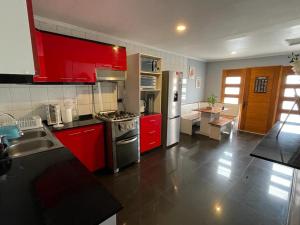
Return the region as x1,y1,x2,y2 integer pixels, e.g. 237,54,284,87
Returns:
116,137,138,145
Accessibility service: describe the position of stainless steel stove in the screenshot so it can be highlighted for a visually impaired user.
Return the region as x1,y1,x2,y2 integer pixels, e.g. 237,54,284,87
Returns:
97,111,140,173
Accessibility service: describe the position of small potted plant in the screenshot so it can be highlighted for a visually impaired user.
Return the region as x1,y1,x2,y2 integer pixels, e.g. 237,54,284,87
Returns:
207,94,217,109
289,52,300,74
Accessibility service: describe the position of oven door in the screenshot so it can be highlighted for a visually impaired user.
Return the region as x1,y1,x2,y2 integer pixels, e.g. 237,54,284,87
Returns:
115,135,139,169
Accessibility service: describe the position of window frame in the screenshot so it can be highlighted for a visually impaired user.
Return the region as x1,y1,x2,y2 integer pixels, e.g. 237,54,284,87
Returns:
221,69,247,105
277,66,300,122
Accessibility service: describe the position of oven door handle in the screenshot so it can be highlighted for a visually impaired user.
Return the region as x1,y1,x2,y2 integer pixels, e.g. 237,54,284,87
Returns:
116,137,138,145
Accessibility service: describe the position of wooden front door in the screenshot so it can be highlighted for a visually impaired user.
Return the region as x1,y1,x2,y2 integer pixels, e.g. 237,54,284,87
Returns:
240,66,282,134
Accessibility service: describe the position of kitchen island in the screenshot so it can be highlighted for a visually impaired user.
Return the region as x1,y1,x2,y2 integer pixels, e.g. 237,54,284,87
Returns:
251,122,300,225
0,147,122,225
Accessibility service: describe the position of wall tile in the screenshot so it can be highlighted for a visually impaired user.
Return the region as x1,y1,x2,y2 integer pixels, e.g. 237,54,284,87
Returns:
78,104,91,115
0,88,12,112
30,86,48,103
76,86,92,105
10,87,31,110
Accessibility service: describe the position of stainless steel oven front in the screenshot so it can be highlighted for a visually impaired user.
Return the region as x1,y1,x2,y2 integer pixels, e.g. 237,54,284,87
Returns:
106,117,140,173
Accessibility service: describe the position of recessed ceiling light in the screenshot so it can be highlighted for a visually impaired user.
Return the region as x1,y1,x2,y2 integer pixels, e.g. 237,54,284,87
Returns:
176,24,186,32
231,51,237,55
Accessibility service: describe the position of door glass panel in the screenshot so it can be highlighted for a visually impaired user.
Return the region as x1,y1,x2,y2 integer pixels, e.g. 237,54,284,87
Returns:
224,97,239,104
225,76,241,84
282,101,299,111
225,87,240,95
280,113,300,124
284,88,300,97
286,75,300,84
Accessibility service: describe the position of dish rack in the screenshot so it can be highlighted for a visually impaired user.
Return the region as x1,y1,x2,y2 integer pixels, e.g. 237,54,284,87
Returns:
16,116,43,131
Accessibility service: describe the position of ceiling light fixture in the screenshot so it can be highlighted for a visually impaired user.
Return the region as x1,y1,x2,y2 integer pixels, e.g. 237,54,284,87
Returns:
176,24,186,32
231,51,237,55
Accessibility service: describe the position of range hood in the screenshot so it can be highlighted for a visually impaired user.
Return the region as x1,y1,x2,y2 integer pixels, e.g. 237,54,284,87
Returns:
96,69,126,81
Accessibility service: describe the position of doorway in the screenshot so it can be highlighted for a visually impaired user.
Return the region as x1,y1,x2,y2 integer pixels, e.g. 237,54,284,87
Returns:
221,66,282,134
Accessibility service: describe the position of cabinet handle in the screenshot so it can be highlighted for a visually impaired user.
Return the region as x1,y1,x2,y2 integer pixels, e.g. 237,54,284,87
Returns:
149,141,156,145
150,120,156,122
84,129,95,133
60,77,73,80
76,77,88,80
68,132,82,136
148,130,156,134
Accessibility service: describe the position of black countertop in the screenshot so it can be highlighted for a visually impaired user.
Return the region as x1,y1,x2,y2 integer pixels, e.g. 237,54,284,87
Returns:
0,147,122,225
251,122,300,169
47,118,104,132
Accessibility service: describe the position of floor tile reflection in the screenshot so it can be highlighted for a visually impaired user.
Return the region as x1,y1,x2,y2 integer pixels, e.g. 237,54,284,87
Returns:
96,132,293,225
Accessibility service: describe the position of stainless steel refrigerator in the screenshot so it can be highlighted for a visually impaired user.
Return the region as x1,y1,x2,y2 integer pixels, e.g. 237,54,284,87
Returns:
161,71,182,147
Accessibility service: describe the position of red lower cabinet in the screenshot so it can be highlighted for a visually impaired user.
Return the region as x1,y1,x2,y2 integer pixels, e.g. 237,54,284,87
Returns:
140,114,162,153
54,124,105,172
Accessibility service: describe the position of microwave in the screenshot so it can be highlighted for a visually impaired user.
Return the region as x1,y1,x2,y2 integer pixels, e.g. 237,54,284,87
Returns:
141,58,160,72
141,75,157,89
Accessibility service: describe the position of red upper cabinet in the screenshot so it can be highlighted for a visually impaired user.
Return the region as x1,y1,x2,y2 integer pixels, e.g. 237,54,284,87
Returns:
34,30,127,83
34,31,74,83
95,45,127,71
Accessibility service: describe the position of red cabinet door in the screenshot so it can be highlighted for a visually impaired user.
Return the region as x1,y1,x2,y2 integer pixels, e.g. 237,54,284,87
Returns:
33,30,47,82
69,37,96,83
80,124,105,171
54,124,105,171
34,31,126,83
140,114,162,153
36,32,73,82
111,47,127,71
95,45,127,71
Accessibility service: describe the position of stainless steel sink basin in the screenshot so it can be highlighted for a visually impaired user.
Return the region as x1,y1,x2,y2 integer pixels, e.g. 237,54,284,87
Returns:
7,126,63,158
19,130,47,140
8,139,55,158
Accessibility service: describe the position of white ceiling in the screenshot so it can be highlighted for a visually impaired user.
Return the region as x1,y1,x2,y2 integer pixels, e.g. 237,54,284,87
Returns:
32,0,300,61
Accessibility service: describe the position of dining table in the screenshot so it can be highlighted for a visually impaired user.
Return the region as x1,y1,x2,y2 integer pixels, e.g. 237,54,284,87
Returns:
193,107,227,137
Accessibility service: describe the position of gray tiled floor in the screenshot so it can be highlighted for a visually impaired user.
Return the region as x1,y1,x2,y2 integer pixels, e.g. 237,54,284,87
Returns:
97,132,294,225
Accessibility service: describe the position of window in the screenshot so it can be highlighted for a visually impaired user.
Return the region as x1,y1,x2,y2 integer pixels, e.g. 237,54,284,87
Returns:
277,67,300,127
221,69,246,105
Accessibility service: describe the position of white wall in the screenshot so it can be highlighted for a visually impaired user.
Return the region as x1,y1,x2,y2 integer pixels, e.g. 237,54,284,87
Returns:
204,55,290,100
0,16,206,120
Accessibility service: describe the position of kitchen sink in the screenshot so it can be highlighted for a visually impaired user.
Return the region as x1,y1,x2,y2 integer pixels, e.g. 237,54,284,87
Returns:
8,139,55,158
7,127,63,158
19,130,47,140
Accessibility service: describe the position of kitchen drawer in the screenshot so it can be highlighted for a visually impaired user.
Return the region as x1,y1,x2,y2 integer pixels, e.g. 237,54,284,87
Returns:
140,114,162,132
140,114,162,153
140,134,161,153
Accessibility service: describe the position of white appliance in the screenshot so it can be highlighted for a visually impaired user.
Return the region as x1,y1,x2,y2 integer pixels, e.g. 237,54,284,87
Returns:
46,104,64,128
161,71,182,147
